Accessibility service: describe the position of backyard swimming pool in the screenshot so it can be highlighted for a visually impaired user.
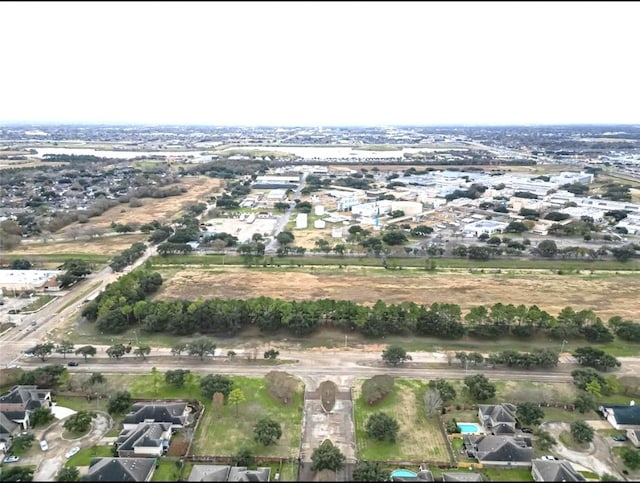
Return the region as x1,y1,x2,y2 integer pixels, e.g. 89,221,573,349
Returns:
457,422,481,433
391,469,417,478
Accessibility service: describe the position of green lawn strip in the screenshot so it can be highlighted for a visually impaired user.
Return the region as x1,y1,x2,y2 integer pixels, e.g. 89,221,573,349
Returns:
60,281,103,311
20,295,56,313
542,407,597,423
559,430,590,452
149,254,640,271
152,458,182,481
579,470,600,479
354,378,450,463
65,445,113,467
13,253,111,264
53,395,110,413
481,467,534,481
192,376,303,458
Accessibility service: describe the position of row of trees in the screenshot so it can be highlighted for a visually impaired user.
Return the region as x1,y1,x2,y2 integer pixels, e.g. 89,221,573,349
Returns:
82,273,638,344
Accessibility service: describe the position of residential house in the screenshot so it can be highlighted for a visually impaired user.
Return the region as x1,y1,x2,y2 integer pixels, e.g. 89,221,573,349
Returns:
122,402,191,430
187,464,271,482
82,457,156,482
0,412,20,453
464,434,533,467
477,403,517,435
0,385,51,431
441,472,484,482
116,422,172,458
600,404,640,430
627,429,640,448
531,458,585,482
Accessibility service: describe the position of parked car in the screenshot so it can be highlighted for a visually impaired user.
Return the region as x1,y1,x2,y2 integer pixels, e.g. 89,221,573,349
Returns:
3,455,20,463
40,440,49,451
613,435,628,442
31,321,37,326
67,361,79,367
541,455,556,461
521,428,533,434
65,446,80,459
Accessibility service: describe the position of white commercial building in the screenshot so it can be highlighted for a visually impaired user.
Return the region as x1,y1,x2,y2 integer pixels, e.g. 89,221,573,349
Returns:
295,213,308,229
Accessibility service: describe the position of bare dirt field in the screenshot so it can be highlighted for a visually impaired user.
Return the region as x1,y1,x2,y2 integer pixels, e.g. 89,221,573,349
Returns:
155,267,640,319
61,176,222,233
9,233,148,256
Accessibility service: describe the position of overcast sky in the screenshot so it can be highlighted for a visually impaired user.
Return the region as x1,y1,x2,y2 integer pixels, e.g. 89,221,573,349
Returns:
1,1,638,126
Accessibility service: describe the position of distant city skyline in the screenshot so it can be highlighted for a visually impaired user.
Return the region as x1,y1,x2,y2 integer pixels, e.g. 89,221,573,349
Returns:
1,1,639,126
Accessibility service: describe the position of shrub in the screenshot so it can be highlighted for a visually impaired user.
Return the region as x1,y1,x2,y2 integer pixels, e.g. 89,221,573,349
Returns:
361,375,395,406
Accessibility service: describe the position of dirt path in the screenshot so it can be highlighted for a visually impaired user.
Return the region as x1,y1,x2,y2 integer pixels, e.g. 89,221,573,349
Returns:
541,421,625,480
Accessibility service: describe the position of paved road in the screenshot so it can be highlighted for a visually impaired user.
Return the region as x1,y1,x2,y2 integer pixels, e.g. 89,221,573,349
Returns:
0,245,157,367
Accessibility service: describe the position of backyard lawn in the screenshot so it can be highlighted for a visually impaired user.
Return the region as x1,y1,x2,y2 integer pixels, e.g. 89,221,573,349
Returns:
354,378,452,463
65,445,114,467
192,376,304,458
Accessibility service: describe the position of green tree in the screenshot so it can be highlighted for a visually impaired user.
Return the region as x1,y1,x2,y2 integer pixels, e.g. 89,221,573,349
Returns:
233,447,254,467
622,448,640,470
88,372,106,385
228,388,246,417
574,391,597,413
75,345,97,360
264,349,280,360
365,412,400,442
427,379,457,404
56,466,80,482
254,417,283,446
0,466,34,482
352,461,387,482
33,342,55,362
133,344,151,359
8,433,34,453
63,411,94,434
570,420,594,443
30,406,55,427
311,439,346,473
107,390,131,415
188,339,216,360
573,346,621,371
516,402,545,426
56,339,75,359
165,369,190,388
533,428,556,452
536,239,558,257
276,231,295,247
200,374,233,400
106,343,128,359
464,374,496,402
381,345,412,366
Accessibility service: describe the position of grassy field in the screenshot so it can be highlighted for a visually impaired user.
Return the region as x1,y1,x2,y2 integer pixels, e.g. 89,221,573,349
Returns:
353,378,452,463
7,233,148,257
65,445,113,467
151,459,182,481
152,264,640,322
192,376,304,458
481,467,534,481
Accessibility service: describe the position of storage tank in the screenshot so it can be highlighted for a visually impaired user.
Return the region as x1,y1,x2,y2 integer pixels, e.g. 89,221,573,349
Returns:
314,220,326,229
314,205,325,216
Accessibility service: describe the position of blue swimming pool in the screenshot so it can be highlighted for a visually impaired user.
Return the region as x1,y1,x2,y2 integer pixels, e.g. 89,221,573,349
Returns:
457,422,481,433
391,469,417,478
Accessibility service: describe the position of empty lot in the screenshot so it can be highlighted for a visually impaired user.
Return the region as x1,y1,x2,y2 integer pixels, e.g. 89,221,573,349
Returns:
154,266,640,320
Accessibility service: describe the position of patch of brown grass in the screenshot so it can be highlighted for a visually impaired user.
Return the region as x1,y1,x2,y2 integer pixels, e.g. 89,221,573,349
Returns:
155,267,640,320
8,233,149,256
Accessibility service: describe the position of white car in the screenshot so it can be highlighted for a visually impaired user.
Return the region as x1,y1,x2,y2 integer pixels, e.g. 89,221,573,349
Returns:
3,455,20,463
40,440,49,451
541,455,557,461
65,446,80,459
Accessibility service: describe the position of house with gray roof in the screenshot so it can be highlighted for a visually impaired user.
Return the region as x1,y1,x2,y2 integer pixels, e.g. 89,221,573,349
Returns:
626,429,640,447
531,459,585,482
116,422,172,457
477,403,517,435
0,385,51,433
441,472,484,482
0,412,20,453
600,404,640,430
122,402,190,430
82,457,156,482
187,464,271,482
465,434,533,467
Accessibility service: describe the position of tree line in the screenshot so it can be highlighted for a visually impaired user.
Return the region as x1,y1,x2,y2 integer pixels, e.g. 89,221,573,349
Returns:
81,271,639,343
